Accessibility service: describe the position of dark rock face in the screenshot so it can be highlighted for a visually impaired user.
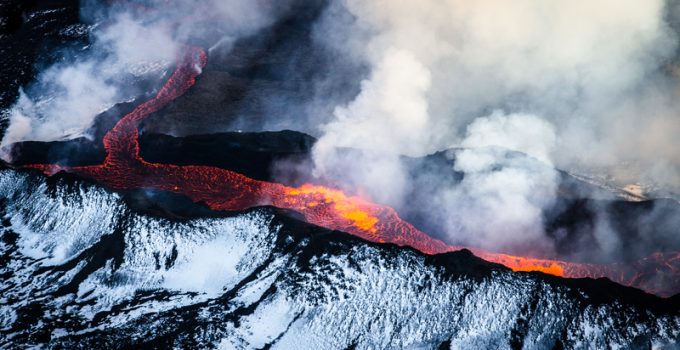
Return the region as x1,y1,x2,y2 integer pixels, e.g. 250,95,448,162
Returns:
138,130,316,185
0,169,677,349
7,137,105,166
0,0,86,112
139,0,365,137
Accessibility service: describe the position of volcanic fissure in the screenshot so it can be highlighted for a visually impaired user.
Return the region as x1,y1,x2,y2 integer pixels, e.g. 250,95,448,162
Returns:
23,46,680,297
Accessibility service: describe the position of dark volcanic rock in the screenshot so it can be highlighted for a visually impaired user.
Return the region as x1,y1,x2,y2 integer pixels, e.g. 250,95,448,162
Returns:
139,0,365,136
7,137,104,166
543,196,680,262
138,130,316,184
0,0,86,113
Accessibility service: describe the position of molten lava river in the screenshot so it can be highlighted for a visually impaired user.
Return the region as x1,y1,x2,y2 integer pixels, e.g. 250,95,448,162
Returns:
25,46,680,297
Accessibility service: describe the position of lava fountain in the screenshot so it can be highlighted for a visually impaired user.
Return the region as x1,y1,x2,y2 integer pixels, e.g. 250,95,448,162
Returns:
23,46,680,297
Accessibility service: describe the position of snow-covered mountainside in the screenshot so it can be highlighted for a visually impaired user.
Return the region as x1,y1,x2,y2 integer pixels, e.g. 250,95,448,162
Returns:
0,168,678,349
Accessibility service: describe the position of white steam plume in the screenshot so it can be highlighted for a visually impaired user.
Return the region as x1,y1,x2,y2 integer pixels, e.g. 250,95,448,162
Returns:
2,13,178,149
1,0,286,157
312,48,430,204
445,112,558,254
312,0,679,251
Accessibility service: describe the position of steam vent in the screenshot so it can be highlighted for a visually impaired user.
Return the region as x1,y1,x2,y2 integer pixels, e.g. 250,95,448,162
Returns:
1,1,679,349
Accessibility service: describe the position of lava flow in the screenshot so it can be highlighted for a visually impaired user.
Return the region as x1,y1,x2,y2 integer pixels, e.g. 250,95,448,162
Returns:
25,46,680,297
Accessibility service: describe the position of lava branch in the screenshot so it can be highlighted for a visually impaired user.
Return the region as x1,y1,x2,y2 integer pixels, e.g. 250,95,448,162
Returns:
24,46,680,297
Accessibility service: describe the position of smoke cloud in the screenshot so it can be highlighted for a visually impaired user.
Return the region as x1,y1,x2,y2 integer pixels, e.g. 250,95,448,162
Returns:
311,0,680,253
1,0,286,154
443,113,559,254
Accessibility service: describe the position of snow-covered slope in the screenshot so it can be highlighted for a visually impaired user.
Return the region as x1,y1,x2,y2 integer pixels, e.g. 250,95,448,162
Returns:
0,169,678,349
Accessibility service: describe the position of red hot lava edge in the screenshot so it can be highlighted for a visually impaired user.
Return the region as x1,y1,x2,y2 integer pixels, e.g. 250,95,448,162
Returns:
26,46,680,297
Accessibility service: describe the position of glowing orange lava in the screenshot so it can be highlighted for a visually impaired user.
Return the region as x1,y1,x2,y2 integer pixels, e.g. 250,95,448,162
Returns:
24,46,680,297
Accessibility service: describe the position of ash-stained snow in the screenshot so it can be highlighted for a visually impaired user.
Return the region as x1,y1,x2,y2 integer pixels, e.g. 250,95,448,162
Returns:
0,169,677,349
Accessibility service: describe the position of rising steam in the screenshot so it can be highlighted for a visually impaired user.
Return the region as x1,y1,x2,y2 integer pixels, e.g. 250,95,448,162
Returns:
311,0,680,253
1,0,285,152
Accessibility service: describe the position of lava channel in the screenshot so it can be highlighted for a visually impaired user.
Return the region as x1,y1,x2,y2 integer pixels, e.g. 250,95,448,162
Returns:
23,46,680,297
